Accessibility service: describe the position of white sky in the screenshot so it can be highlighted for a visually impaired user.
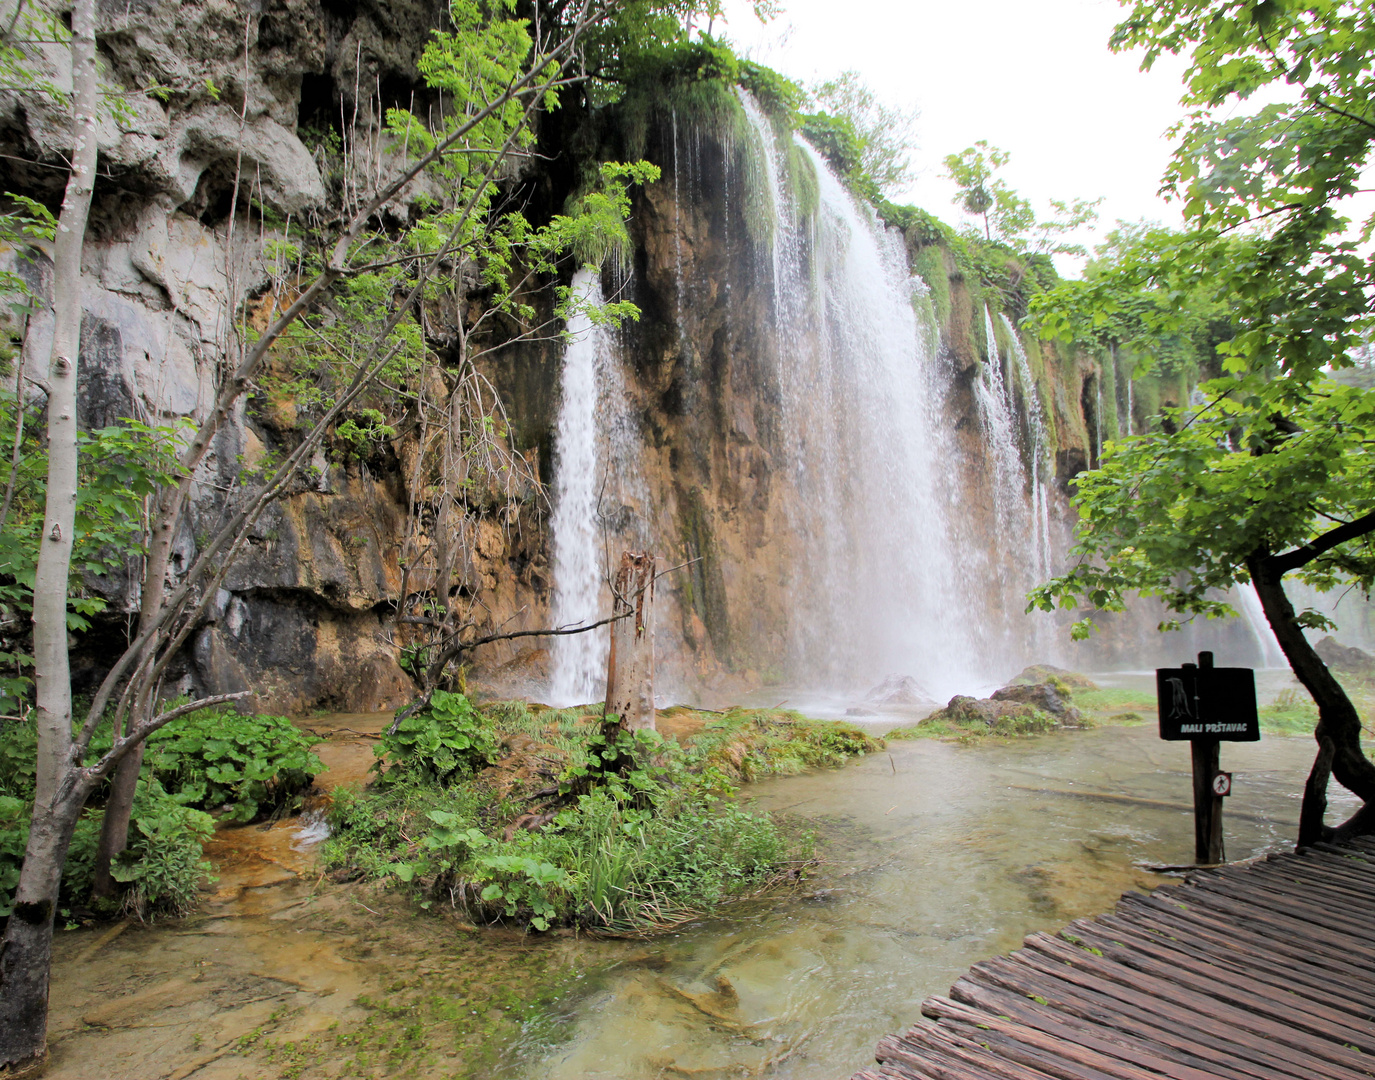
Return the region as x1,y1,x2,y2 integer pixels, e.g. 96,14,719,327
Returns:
715,0,1195,274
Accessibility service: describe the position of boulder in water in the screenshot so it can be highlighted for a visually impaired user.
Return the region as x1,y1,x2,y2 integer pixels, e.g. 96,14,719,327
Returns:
1009,664,1098,692
929,695,1056,733
991,682,1085,726
1314,636,1375,675
864,674,936,706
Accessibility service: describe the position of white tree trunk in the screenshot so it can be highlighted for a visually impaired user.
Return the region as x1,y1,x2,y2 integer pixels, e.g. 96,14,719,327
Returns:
0,0,99,1068
604,552,656,732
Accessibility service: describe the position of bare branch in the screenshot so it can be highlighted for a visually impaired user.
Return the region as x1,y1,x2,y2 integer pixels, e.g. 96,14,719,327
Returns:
1268,510,1375,575
78,691,253,787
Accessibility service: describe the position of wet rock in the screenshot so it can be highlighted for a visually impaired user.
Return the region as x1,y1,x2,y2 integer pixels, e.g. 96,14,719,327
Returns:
1314,636,1375,675
1009,664,1098,692
991,682,1085,726
845,706,878,717
864,674,936,706
192,592,413,715
935,695,1044,729
82,977,197,1029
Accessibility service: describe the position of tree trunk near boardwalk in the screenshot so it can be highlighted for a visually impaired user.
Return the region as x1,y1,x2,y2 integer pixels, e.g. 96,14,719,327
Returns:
0,0,99,1070
605,552,656,732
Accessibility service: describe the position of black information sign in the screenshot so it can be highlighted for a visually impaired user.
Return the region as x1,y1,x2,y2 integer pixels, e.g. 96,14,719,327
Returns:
1156,665,1260,741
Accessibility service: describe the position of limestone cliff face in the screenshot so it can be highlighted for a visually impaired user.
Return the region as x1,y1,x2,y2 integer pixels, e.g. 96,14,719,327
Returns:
3,0,536,713
5,5,1113,711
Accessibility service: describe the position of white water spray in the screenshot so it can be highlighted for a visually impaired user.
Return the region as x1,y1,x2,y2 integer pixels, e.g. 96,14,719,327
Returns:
735,94,993,696
548,269,649,705
1236,583,1288,668
976,306,1028,548
1000,314,1055,579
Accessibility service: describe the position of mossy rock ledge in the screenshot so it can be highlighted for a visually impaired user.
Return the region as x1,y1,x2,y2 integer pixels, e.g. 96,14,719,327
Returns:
913,680,1088,737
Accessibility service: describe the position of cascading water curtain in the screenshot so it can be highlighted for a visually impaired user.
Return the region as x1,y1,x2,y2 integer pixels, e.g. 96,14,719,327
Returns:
976,306,1029,553
740,89,995,698
1000,314,1055,580
548,268,650,705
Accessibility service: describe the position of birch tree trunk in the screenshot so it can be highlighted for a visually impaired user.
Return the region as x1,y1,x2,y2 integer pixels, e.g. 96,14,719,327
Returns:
604,552,656,732
0,0,99,1070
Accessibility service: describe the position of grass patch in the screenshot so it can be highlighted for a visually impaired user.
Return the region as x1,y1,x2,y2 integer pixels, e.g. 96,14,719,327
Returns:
681,707,881,780
322,699,876,934
1074,687,1157,717
885,709,1060,744
1260,688,1320,736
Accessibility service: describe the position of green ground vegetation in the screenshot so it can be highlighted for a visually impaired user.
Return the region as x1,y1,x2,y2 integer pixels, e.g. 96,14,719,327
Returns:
0,704,321,920
322,697,877,934
880,674,1375,741
885,706,1063,744
882,673,1345,742
1253,674,1375,739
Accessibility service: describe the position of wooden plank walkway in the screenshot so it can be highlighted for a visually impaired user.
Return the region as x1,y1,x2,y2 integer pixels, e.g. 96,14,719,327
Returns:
852,838,1375,1080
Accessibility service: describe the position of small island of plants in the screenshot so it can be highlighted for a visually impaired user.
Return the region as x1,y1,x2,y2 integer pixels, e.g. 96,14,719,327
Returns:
322,693,879,933
0,694,880,936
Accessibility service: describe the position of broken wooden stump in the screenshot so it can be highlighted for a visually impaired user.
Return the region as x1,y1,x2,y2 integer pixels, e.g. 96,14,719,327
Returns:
605,551,656,732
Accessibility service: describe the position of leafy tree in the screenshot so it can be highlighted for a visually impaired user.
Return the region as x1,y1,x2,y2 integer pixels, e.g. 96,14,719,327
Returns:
945,141,1017,242
1032,0,1375,846
1030,221,1234,429
944,141,1100,255
808,70,918,198
0,0,651,1068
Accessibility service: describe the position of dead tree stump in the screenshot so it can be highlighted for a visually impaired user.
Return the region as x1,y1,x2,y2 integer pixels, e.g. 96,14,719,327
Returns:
605,551,656,732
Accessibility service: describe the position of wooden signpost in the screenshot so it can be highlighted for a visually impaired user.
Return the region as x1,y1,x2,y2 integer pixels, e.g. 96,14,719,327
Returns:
1155,650,1259,864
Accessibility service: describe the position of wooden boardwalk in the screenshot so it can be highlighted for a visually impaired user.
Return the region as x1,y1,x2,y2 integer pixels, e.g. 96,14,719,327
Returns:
853,839,1375,1080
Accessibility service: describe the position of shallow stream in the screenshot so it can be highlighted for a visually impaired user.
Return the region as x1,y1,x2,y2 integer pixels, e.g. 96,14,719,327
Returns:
505,719,1345,1079
46,688,1344,1080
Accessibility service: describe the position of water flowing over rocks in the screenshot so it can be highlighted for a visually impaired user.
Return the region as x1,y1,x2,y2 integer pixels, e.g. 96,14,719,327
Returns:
3,5,1283,712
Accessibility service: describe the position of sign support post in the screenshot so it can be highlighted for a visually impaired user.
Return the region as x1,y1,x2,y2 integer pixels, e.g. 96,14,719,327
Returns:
1190,651,1224,863
1156,649,1258,866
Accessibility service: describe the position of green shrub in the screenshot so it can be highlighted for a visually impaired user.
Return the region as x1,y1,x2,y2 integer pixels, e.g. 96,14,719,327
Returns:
798,112,874,200
0,703,313,920
374,691,500,787
107,781,215,918
141,706,322,823
0,795,25,915
0,717,36,798
0,707,321,821
325,727,807,933
1,780,211,921
737,59,806,121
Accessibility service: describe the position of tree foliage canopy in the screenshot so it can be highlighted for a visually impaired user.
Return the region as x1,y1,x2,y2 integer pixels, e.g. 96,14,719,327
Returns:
1035,0,1375,621
1032,0,1375,838
943,141,1100,255
807,70,918,198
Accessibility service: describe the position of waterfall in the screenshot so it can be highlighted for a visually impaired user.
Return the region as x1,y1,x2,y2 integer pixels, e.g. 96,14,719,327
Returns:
976,306,1029,548
737,91,806,348
1236,583,1288,668
733,91,991,696
548,268,649,705
1000,314,1055,579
